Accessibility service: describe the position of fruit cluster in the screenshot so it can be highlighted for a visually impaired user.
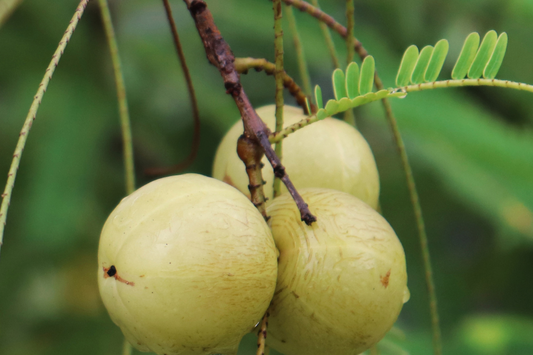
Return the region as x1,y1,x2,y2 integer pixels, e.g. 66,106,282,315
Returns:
97,105,408,355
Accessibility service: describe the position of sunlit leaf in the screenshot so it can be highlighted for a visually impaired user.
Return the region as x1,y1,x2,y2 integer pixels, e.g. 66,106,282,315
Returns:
345,62,360,99
324,99,339,116
452,32,480,80
411,45,433,84
332,68,347,101
359,55,375,94
425,39,449,82
468,30,498,79
396,45,419,87
483,32,508,79
315,85,323,109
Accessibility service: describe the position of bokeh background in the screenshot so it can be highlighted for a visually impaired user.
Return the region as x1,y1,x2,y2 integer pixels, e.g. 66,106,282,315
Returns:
1,0,533,354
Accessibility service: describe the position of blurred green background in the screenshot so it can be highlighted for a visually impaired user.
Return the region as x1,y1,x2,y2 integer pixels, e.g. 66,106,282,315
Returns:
1,0,533,354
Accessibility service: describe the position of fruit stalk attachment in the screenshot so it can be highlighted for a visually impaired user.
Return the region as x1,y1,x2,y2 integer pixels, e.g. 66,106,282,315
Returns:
182,0,316,225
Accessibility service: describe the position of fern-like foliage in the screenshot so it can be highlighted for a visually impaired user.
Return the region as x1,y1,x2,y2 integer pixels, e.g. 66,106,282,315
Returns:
397,30,508,86
312,56,406,121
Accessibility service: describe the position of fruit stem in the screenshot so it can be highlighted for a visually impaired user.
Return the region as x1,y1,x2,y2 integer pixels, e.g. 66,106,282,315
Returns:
273,0,284,199
98,0,136,195
0,0,91,259
183,0,316,224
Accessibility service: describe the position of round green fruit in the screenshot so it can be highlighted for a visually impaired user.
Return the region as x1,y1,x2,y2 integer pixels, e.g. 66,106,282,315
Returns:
266,188,409,355
212,105,380,209
97,174,278,355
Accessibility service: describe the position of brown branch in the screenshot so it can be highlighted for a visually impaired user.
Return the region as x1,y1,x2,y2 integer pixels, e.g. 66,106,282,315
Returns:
183,0,316,225
282,0,368,59
145,0,201,176
234,57,315,115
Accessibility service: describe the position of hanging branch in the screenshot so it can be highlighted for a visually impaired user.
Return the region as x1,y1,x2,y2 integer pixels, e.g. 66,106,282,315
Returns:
282,0,442,353
234,57,314,114
145,0,201,177
285,5,313,98
98,0,135,195
182,0,316,226
0,0,91,258
310,0,339,69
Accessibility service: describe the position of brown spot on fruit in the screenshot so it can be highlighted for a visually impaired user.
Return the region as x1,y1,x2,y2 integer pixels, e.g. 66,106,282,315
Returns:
103,265,135,286
380,269,391,288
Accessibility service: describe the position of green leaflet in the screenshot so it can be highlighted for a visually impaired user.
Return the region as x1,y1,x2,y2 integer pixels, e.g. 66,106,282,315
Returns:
411,45,433,84
324,99,339,116
315,85,323,109
452,32,481,80
468,30,498,79
359,56,375,94
332,68,347,100
345,62,360,99
484,32,508,79
425,39,449,82
396,45,419,87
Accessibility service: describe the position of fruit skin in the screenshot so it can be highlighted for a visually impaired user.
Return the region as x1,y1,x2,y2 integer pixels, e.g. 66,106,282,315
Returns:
266,188,409,355
212,105,380,209
97,174,278,355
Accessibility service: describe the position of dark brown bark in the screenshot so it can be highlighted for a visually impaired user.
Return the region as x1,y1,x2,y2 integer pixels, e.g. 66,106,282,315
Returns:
183,0,316,225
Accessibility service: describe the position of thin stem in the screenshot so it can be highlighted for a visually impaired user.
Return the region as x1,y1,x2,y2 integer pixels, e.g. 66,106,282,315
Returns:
0,0,23,26
234,57,314,113
0,0,90,257
310,0,339,69
403,78,533,93
98,0,135,195
182,0,316,225
343,0,356,125
345,0,355,64
256,311,270,355
145,0,201,177
122,339,132,355
281,2,442,352
273,0,284,199
285,5,312,97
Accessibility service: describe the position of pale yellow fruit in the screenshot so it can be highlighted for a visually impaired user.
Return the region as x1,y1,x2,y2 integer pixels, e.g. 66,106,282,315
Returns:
97,174,278,355
266,188,409,355
212,105,380,209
